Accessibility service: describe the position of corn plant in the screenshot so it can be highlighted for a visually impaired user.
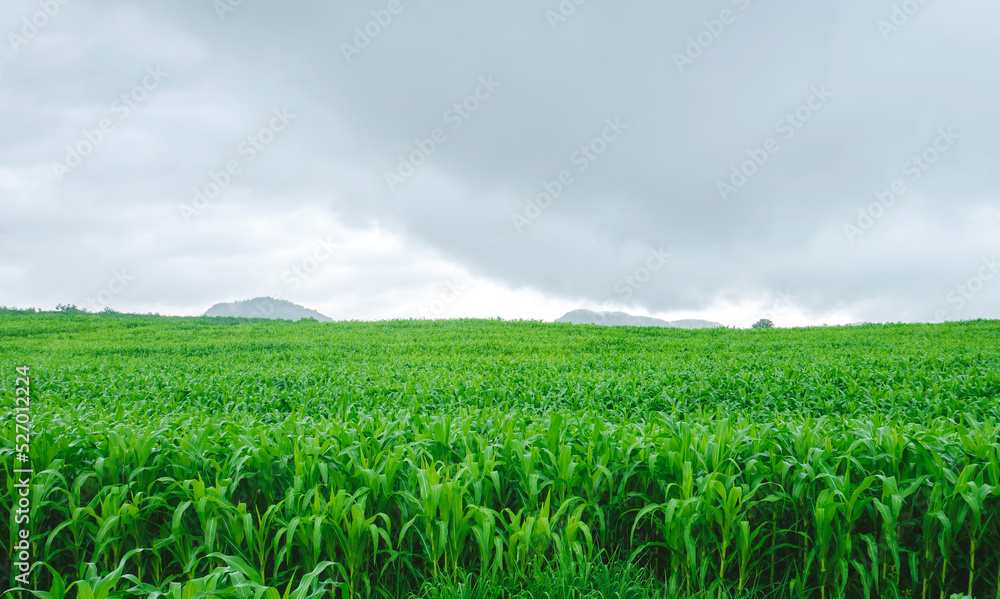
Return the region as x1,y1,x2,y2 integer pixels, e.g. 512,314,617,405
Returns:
3,311,1000,597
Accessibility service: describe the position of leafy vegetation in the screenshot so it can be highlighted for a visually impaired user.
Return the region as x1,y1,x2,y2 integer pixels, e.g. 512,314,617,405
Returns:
1,311,999,598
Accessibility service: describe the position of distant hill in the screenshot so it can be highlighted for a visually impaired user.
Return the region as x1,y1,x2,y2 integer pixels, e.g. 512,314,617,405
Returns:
556,309,722,329
203,297,332,322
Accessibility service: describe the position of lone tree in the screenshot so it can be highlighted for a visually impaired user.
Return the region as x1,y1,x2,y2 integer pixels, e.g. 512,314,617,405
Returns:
751,318,774,329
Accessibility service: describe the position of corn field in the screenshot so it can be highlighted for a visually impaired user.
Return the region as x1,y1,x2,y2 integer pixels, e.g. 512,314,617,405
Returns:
2,311,999,598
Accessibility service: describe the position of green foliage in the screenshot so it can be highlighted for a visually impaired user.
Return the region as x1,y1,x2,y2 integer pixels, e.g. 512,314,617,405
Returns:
751,319,774,329
1,312,1000,598
53,304,84,313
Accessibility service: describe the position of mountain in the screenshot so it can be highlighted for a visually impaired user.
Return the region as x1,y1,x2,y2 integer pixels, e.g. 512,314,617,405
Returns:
555,309,722,329
203,297,332,322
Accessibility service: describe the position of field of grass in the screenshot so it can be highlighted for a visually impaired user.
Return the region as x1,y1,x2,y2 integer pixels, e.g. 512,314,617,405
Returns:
2,310,999,598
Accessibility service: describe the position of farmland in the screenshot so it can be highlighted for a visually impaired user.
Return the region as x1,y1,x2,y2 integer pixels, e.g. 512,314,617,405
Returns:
1,311,999,598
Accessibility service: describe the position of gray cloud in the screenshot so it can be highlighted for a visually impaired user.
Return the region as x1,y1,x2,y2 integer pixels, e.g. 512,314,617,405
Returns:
1,0,998,324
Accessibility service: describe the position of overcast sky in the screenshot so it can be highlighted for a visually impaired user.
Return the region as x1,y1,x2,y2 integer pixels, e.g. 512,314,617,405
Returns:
1,0,997,327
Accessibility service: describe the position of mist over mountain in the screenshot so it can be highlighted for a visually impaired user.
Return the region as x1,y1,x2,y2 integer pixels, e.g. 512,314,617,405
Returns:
556,309,723,329
204,298,332,322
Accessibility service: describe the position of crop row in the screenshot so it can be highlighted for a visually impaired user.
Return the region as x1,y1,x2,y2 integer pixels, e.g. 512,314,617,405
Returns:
3,403,999,598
